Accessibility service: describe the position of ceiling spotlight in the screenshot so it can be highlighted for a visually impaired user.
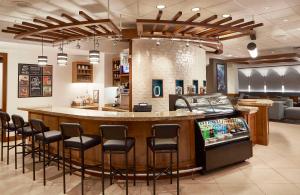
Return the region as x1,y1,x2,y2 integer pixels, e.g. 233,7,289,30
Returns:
156,40,160,46
222,14,231,18
191,7,200,12
198,44,202,48
247,42,258,58
186,42,189,47
156,4,166,9
113,40,118,46
283,19,289,22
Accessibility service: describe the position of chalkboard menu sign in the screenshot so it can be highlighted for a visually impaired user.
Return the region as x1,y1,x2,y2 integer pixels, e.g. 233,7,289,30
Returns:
18,64,53,98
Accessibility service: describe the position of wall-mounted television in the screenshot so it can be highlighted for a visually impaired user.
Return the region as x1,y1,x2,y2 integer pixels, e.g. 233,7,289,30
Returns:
122,65,129,74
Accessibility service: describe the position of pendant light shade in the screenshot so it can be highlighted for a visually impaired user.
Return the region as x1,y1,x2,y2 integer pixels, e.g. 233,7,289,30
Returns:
38,55,48,66
89,50,100,64
57,53,68,66
89,26,100,64
57,41,68,66
247,42,258,58
38,37,47,66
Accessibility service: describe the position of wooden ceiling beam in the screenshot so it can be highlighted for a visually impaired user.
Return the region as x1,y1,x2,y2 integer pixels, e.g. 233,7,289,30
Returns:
106,21,121,34
33,18,54,27
203,19,245,37
219,32,250,41
21,22,43,29
79,11,94,21
192,16,232,35
87,26,104,35
70,27,93,36
152,10,163,34
21,37,54,43
46,16,66,25
173,13,200,34
234,21,255,28
98,25,111,33
199,15,218,24
1,29,21,34
61,13,79,23
242,23,264,30
162,11,182,33
13,24,36,31
7,27,27,32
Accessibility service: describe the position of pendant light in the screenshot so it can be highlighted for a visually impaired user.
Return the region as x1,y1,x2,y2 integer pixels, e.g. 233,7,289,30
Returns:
38,37,47,66
247,42,258,58
57,41,68,66
89,27,100,65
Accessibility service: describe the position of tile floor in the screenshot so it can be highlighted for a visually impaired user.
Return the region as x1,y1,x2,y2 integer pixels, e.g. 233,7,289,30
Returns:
1,122,300,195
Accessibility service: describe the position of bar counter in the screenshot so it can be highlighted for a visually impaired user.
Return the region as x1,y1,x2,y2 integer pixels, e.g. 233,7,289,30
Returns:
19,106,205,174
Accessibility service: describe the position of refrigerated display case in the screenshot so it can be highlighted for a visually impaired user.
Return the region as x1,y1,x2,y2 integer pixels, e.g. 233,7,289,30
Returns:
169,94,253,171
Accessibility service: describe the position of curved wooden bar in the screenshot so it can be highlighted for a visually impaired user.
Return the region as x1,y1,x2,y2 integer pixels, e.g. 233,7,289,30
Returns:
19,107,204,174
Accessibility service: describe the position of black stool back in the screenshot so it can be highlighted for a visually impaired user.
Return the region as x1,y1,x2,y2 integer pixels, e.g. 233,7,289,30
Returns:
147,124,180,195
12,115,27,172
100,125,127,141
100,125,136,195
60,123,100,195
30,119,62,185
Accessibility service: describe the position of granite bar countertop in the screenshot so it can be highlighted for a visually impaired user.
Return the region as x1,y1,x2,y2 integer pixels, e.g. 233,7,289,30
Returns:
18,106,205,121
235,105,259,114
238,99,273,107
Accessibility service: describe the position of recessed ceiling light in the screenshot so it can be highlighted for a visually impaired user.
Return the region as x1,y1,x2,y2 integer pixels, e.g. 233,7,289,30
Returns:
156,4,166,9
191,7,200,12
222,14,231,18
283,19,289,22
264,6,270,10
226,54,233,57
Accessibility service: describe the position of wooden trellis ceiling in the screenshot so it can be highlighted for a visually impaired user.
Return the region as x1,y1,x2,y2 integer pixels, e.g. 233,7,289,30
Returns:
226,53,300,64
136,10,263,42
1,11,120,43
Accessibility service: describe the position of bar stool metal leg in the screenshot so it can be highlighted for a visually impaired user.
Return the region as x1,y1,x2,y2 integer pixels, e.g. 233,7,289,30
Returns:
32,134,36,181
43,142,46,186
133,144,136,186
63,147,66,194
38,141,41,162
125,151,128,195
69,149,72,175
101,149,105,195
1,129,3,161
57,141,60,170
153,150,156,195
22,136,25,174
146,145,149,186
109,151,112,185
81,149,84,195
7,130,10,165
170,152,173,184
15,130,17,169
177,149,179,195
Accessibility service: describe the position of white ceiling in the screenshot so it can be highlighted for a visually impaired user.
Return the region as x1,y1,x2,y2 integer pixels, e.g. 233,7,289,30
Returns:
0,0,300,57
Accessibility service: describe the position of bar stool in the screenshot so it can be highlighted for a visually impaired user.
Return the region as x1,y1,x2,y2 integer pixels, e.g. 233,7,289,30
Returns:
100,125,136,195
146,124,180,195
60,123,101,195
0,111,17,164
12,115,38,172
30,119,62,186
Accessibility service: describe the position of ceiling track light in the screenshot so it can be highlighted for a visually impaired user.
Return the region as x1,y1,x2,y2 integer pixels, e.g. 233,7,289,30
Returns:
38,36,47,66
156,4,166,9
156,39,160,46
247,42,258,58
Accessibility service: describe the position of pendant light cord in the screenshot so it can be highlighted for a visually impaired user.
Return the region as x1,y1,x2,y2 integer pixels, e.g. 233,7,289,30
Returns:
42,36,44,56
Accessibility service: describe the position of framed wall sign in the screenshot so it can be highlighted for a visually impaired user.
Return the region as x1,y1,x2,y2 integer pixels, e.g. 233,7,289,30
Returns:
175,80,184,95
18,64,53,98
216,64,227,93
152,79,163,98
93,90,99,103
193,80,199,94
